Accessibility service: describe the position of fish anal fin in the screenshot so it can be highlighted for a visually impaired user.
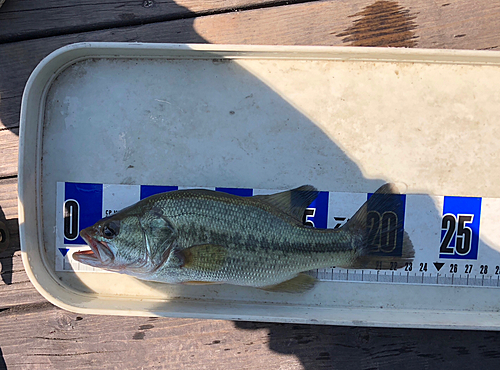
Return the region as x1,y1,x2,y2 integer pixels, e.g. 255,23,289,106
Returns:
183,281,221,285
260,273,317,294
253,185,319,222
177,244,227,271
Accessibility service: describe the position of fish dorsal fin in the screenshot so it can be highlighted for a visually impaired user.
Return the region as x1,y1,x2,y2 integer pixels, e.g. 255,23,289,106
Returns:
260,273,317,294
176,244,227,271
253,185,319,222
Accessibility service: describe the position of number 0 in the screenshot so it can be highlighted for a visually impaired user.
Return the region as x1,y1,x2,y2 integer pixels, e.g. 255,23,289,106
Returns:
64,199,80,240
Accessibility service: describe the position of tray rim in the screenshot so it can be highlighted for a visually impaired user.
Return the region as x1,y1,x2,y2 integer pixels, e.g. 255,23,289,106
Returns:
18,42,500,328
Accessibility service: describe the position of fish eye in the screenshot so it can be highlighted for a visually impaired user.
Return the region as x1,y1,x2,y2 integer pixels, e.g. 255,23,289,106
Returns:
102,221,120,239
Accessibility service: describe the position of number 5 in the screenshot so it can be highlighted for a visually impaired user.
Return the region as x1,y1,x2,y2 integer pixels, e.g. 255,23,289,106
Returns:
456,214,473,255
304,208,315,228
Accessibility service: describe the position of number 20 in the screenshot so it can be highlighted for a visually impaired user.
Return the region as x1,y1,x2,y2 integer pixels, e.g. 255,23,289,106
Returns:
366,211,398,253
440,214,474,255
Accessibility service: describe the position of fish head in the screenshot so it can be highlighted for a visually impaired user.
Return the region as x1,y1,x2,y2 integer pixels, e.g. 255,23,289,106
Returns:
73,204,178,273
74,211,148,272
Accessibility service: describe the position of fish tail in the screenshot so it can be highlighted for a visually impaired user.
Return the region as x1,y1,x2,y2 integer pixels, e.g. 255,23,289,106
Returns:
339,183,415,270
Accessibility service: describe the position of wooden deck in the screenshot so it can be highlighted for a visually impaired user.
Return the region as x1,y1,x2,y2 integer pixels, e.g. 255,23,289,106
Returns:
1,0,500,368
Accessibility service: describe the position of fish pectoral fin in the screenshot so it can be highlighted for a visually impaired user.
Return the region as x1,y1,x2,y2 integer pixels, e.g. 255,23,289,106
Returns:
260,273,317,294
176,244,227,271
253,185,318,223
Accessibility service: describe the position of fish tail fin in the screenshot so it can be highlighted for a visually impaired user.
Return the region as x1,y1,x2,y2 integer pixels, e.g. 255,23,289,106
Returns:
339,183,415,270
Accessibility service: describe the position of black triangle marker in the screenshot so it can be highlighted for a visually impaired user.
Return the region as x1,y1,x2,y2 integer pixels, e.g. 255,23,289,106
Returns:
434,262,445,272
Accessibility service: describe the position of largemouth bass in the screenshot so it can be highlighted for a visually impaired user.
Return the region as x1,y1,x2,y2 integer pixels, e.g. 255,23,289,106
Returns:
73,183,414,293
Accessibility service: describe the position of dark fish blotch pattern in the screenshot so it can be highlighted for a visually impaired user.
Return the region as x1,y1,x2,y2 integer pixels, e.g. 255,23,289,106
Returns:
179,223,345,257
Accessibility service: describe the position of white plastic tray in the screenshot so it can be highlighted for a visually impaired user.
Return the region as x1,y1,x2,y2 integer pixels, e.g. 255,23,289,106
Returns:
19,42,500,329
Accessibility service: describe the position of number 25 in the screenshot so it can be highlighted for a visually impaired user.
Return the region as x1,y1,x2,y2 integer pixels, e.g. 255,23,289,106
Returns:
440,214,473,255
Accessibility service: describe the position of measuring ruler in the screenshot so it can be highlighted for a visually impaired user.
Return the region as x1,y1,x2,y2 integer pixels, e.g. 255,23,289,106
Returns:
56,182,500,288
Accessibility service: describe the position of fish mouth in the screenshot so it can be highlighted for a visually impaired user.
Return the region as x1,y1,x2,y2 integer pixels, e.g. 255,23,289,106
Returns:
73,228,114,266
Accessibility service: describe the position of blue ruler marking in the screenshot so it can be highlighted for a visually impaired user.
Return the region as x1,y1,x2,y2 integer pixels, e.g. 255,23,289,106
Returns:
64,182,103,245
439,196,482,260
140,185,178,199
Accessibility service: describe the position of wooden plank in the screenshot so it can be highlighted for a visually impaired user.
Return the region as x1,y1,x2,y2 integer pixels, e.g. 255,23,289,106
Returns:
0,177,17,220
0,220,18,257
0,178,28,305
0,177,46,307
0,16,204,101
0,305,301,370
1,0,499,110
2,303,500,369
0,95,21,130
193,0,500,49
0,0,278,43
0,176,20,287
0,128,18,178
0,251,46,308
